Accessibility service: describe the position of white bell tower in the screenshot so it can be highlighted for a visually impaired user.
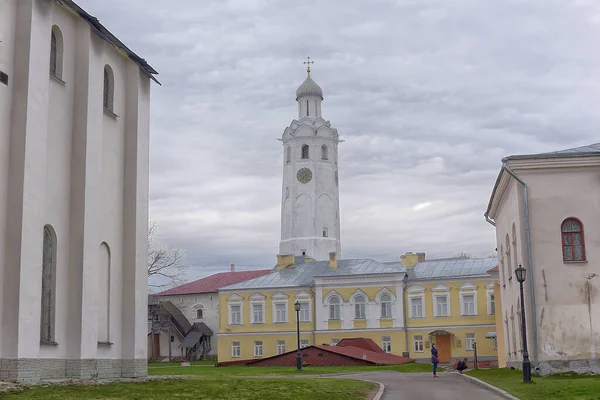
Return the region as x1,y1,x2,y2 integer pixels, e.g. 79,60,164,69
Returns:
279,58,342,261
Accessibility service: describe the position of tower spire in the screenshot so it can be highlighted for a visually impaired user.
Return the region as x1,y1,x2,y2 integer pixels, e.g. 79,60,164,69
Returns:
303,56,314,73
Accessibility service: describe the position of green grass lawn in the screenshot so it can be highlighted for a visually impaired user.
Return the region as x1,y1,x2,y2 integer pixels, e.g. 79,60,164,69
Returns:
0,378,375,400
147,362,441,376
468,369,600,400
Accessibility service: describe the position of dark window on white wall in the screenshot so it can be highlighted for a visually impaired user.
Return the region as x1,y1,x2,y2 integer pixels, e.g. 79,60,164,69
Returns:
286,146,291,163
49,26,63,79
301,145,309,159
103,65,114,112
321,145,328,160
41,225,56,343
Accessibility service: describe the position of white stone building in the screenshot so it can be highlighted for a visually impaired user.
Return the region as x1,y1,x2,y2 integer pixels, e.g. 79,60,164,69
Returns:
279,65,342,261
485,143,600,375
151,266,271,360
0,0,158,382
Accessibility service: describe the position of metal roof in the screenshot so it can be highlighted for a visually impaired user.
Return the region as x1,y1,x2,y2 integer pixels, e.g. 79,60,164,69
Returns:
221,258,403,291
58,0,160,84
220,257,497,291
296,73,323,100
502,142,600,162
407,257,498,280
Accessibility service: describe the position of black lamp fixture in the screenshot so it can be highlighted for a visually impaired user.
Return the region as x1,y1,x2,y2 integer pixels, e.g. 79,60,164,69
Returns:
515,264,531,383
294,301,302,371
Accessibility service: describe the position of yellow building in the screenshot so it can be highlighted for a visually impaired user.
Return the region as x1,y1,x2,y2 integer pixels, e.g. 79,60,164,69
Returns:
216,67,499,365
217,252,499,364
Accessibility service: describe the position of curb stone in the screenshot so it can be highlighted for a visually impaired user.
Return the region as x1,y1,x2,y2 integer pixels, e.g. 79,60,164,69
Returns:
461,374,520,400
358,379,384,400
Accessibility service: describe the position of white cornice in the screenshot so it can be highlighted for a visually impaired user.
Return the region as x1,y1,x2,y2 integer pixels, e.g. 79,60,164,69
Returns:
458,282,478,291
508,157,600,170
407,285,425,294
295,290,313,299
227,294,243,302
431,283,451,292
249,293,266,301
271,291,289,300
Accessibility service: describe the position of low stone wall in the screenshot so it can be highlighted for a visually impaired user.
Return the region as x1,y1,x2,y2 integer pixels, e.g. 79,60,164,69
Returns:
0,358,147,383
507,358,600,376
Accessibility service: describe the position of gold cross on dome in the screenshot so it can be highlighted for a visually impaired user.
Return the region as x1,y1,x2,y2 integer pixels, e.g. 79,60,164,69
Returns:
303,56,314,73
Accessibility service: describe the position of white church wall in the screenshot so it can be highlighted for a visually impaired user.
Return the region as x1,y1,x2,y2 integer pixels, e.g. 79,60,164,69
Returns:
494,162,600,374
0,0,152,381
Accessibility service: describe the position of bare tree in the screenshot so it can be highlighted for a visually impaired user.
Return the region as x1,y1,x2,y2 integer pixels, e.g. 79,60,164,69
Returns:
148,221,188,290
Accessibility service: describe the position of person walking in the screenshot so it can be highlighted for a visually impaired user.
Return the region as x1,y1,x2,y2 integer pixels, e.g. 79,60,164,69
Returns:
431,343,439,378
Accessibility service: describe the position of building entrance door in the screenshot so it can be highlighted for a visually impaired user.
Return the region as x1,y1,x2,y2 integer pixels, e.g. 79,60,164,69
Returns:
435,334,451,363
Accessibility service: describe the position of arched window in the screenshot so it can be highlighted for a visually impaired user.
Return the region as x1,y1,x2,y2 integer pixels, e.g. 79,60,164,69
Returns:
49,25,63,78
329,296,340,320
301,144,309,159
354,295,366,319
41,225,56,343
103,65,114,112
499,244,506,287
197,309,204,319
505,234,512,279
380,294,392,318
561,218,586,261
98,242,111,342
512,223,518,271
285,147,291,163
321,145,328,160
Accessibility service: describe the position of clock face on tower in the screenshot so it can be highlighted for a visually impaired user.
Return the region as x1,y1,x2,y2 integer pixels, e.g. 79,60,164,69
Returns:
296,167,313,184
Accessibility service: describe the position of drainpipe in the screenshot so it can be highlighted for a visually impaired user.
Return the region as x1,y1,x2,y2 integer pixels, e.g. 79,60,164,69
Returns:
485,164,539,367
403,274,409,356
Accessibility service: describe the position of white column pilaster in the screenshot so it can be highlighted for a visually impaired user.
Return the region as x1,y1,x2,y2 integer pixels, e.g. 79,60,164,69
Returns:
2,0,52,359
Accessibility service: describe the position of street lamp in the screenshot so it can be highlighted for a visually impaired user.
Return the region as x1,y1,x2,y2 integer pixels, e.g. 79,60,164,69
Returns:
515,264,531,383
294,301,302,371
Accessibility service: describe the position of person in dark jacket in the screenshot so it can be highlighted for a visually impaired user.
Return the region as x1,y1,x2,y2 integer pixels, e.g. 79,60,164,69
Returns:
455,358,468,374
431,343,439,378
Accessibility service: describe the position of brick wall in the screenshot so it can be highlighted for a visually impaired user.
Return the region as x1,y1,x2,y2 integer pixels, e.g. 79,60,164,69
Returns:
249,347,373,367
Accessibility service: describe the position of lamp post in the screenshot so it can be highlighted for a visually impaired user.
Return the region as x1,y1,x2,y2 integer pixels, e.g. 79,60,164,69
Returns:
294,301,302,371
515,264,531,383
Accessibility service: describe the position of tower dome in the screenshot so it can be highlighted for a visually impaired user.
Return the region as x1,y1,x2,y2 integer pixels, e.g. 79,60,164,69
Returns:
296,73,323,100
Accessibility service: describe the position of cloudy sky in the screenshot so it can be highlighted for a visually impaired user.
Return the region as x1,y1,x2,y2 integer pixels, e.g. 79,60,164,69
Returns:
79,0,600,282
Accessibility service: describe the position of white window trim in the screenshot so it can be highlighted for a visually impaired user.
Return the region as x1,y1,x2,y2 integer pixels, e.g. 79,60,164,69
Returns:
382,336,391,353
375,288,396,319
297,301,311,323
300,339,309,348
466,333,476,351
295,291,313,323
250,301,265,324
330,338,340,346
324,290,343,321
227,294,244,326
408,294,425,319
231,341,241,358
413,335,424,353
432,293,450,318
254,340,263,357
277,340,286,355
272,300,289,323
460,292,478,316
486,283,495,315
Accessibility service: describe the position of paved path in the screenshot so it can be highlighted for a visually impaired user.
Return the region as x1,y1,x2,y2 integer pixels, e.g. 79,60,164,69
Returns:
328,371,507,400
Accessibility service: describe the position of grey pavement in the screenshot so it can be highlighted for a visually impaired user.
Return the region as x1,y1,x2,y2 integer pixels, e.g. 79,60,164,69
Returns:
329,371,507,400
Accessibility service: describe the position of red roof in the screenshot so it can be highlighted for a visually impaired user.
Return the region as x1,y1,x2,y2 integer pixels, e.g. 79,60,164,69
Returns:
220,343,415,367
337,338,385,353
157,270,272,295
487,265,500,273
313,345,414,365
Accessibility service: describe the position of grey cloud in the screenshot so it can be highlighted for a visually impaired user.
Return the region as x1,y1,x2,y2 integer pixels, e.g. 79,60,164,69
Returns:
76,0,600,281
